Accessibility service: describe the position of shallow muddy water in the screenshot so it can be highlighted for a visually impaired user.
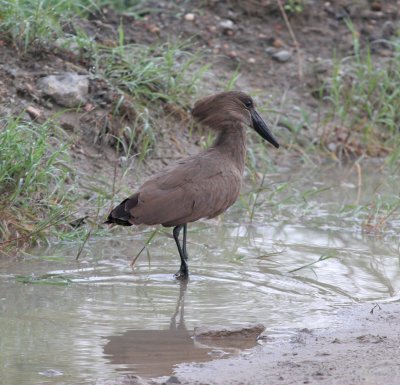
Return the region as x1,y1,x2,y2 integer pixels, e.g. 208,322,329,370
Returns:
1,164,399,384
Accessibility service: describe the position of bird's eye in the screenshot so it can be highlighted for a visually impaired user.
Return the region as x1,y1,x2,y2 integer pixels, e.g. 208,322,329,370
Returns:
244,100,253,108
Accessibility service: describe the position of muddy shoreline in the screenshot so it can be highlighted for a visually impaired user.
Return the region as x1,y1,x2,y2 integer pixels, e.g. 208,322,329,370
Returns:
147,303,400,385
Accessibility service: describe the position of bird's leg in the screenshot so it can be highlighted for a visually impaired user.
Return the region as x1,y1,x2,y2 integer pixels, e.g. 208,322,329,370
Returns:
182,224,188,259
173,224,189,280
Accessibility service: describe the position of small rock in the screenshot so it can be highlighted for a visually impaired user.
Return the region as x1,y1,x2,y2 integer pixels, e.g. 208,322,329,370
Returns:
370,1,382,11
84,103,95,112
26,106,43,121
265,47,277,55
148,24,160,34
37,72,89,108
327,142,337,152
165,376,180,384
184,13,195,21
272,38,285,48
219,19,235,32
272,50,292,62
248,57,256,64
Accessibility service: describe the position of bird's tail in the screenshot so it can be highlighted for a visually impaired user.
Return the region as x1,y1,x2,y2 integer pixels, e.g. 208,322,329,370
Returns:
104,193,139,226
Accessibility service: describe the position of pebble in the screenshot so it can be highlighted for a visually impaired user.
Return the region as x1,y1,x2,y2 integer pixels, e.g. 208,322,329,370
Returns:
26,106,42,121
327,142,337,152
164,376,181,384
272,38,285,48
265,47,277,55
272,50,292,62
37,72,89,108
184,13,195,21
248,57,256,64
148,24,160,34
219,19,235,30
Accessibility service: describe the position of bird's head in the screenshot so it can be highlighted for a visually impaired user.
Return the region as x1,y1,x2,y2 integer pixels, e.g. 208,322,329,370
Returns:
191,91,279,148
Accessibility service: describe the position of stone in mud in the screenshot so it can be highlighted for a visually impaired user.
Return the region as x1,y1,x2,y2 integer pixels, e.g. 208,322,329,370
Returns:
194,323,265,339
163,376,181,384
184,13,195,21
26,106,43,122
219,19,235,31
272,50,292,63
37,72,89,108
219,20,235,36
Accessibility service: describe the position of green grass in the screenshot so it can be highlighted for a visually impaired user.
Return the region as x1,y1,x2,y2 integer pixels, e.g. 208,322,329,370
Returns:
0,116,75,245
321,27,400,158
88,29,210,164
92,38,210,159
0,0,151,51
284,0,305,14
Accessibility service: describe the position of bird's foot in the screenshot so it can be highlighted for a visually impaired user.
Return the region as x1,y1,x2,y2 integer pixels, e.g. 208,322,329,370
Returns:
174,268,189,281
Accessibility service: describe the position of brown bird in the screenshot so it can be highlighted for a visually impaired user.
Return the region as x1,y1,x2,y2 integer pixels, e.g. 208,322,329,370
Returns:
105,91,279,279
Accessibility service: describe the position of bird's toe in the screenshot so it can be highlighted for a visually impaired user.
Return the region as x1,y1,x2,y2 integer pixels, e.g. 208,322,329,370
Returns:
174,270,189,281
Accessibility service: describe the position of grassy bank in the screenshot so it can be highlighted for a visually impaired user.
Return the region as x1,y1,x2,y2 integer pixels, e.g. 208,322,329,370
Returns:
0,0,209,247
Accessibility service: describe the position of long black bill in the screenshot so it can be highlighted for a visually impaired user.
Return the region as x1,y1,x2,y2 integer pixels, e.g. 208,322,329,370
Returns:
251,109,279,148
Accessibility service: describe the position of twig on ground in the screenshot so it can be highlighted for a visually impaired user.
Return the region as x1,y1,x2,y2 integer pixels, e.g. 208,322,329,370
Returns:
276,0,304,81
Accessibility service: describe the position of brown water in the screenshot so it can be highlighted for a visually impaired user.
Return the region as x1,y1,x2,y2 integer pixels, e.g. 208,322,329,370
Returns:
0,164,399,384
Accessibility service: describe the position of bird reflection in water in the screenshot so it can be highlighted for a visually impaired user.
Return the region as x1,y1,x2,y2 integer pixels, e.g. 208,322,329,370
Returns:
103,282,260,378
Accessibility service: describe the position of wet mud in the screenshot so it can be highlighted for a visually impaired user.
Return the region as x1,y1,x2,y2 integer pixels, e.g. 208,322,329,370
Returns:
156,304,400,385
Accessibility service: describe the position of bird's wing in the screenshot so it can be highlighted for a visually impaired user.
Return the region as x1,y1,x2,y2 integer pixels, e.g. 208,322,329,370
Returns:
130,154,241,226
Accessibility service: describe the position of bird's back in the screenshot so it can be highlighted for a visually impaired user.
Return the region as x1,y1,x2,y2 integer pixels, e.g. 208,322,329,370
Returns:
130,148,243,227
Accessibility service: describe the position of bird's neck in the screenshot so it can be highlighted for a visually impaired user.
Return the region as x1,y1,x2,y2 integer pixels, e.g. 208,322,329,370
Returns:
212,123,247,174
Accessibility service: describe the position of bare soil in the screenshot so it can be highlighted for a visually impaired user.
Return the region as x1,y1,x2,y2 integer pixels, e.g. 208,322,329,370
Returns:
170,303,400,385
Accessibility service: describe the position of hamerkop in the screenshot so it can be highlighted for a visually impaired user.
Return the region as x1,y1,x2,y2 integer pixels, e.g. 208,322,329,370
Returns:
105,91,279,279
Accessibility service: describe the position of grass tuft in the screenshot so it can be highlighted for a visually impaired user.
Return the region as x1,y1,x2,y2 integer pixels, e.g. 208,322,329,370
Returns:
321,29,400,158
0,0,151,51
0,116,75,245
91,38,210,160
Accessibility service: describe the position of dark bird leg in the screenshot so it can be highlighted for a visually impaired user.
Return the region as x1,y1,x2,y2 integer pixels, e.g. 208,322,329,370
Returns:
173,224,189,280
182,224,188,259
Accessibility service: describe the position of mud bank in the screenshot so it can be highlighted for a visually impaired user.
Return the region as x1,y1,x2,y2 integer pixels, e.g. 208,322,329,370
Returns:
165,303,400,385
